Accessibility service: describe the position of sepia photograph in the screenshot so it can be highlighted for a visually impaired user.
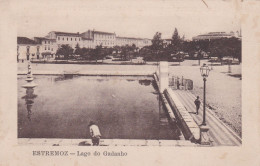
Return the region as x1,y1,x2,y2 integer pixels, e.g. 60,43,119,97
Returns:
16,0,241,147
1,0,260,165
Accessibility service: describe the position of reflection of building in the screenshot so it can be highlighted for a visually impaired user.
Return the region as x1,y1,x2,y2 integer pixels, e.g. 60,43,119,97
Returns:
17,37,41,61
22,88,37,121
192,31,241,41
138,79,152,86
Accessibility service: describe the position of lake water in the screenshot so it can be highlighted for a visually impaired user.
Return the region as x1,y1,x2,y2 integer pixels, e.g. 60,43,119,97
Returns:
18,75,182,140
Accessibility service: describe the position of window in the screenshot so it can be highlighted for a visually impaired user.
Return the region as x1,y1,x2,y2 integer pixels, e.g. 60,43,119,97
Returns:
48,41,50,44
45,41,47,44
48,46,50,50
63,38,64,40
51,48,53,51
79,38,80,41
58,37,60,40
71,38,72,41
67,38,68,41
75,38,76,41
45,46,47,50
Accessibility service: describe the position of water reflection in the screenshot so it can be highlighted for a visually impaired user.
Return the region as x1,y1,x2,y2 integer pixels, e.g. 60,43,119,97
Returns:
54,75,76,82
158,94,182,140
138,79,152,86
18,76,182,139
21,88,37,121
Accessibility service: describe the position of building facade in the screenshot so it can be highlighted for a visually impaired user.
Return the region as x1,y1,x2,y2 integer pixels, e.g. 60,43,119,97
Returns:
192,31,241,41
116,37,151,48
17,37,41,61
34,37,56,58
17,30,152,61
46,31,82,49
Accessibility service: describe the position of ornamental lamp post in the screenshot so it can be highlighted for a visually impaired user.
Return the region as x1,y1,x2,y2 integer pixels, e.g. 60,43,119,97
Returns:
200,63,210,126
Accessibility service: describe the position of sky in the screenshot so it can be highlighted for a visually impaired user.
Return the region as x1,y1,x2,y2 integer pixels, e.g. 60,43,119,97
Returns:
15,0,241,40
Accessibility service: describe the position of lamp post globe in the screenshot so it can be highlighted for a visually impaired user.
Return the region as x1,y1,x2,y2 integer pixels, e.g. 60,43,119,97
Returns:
200,63,210,126
200,63,210,78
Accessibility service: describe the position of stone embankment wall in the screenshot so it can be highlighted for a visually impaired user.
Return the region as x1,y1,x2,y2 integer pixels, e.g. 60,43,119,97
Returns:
164,88,200,141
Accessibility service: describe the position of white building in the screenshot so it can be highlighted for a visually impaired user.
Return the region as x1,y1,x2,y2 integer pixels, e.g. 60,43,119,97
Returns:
45,30,151,49
192,31,241,41
17,30,152,61
34,37,56,58
116,36,151,48
81,30,116,48
46,31,82,49
17,37,40,61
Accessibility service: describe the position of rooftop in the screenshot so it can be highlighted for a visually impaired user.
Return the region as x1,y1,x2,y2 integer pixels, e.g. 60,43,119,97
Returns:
52,31,80,37
17,37,38,45
117,36,150,40
93,30,115,35
34,37,56,41
195,32,234,37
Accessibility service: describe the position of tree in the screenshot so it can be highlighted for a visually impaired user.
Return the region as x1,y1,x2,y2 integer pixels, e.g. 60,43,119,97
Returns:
183,41,197,59
81,47,91,60
56,44,74,60
152,32,163,50
92,45,107,63
151,32,163,63
171,28,181,53
181,35,185,41
172,28,180,45
121,45,130,61
74,43,81,56
113,45,121,57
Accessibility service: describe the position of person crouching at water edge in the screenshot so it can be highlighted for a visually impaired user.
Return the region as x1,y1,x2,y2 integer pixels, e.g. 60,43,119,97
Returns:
88,121,101,146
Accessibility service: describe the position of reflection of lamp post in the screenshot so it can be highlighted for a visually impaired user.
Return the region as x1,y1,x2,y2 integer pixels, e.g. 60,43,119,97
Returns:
200,63,210,126
22,88,37,121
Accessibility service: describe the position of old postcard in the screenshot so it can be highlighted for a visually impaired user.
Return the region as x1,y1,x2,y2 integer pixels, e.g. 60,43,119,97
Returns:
0,0,259,165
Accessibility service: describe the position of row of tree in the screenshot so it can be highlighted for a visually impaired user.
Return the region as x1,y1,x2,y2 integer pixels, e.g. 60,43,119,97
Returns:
140,28,241,63
55,43,139,62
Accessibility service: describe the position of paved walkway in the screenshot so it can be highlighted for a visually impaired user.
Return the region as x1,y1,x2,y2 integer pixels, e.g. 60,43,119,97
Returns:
173,89,242,146
18,138,197,146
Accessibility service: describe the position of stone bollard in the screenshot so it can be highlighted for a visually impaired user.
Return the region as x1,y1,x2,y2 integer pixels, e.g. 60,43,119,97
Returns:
159,61,169,93
200,125,211,145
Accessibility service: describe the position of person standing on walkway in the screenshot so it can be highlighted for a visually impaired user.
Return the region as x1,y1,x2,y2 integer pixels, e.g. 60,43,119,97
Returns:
194,96,201,115
88,121,101,146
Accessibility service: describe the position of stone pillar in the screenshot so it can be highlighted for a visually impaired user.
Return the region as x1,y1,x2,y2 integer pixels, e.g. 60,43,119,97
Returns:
159,61,169,92
200,126,211,145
